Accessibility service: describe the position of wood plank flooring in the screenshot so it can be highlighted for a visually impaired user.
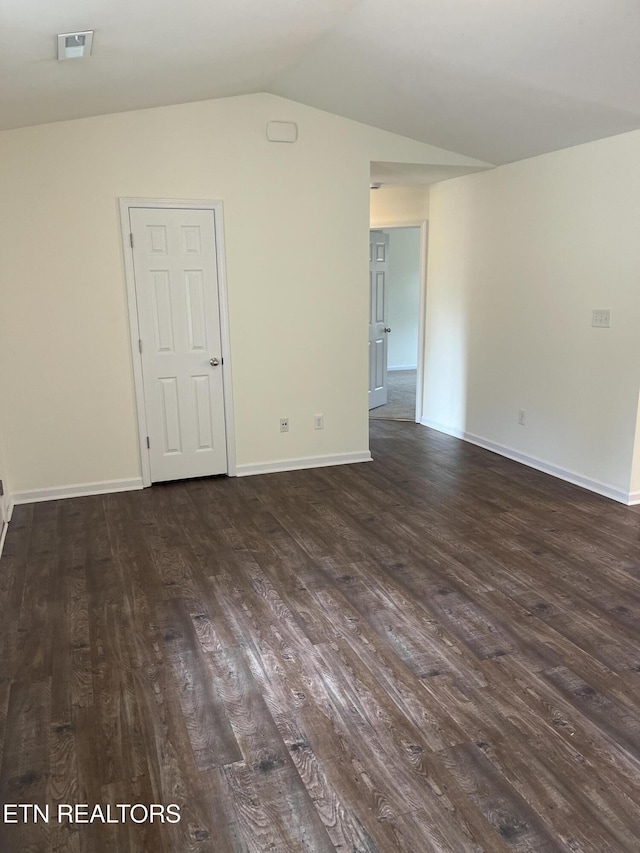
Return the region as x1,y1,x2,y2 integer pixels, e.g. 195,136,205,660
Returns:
2,420,640,851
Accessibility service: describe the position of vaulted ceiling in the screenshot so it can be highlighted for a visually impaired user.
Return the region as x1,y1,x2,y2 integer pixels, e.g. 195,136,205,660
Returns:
3,0,640,164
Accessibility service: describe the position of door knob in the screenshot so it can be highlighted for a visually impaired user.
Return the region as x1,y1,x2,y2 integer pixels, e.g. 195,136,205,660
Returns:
209,357,220,367
384,327,392,333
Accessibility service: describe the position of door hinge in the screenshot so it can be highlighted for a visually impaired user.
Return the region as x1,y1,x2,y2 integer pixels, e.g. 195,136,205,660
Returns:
146,436,150,449
0,480,3,497
129,233,134,249
138,338,143,353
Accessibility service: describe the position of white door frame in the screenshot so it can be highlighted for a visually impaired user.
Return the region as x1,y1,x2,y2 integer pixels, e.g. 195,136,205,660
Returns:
369,220,428,423
119,198,236,487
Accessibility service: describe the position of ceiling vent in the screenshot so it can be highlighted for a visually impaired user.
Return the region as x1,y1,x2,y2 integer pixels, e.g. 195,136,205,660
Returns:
57,31,94,61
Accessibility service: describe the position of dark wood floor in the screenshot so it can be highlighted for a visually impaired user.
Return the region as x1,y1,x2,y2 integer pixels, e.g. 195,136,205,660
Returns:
2,421,640,852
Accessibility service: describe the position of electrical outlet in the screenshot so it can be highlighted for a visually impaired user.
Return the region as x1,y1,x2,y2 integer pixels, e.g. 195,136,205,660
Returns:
314,414,324,430
592,309,611,328
518,410,526,426
280,417,289,433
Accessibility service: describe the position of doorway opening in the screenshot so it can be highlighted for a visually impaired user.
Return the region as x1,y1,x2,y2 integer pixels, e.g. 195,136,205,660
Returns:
368,224,427,422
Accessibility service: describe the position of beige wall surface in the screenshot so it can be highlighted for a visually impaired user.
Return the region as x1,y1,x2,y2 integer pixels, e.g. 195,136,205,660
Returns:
370,185,429,226
424,130,640,501
0,93,483,494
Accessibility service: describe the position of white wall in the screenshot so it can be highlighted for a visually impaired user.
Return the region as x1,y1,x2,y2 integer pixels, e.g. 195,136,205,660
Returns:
0,93,484,496
370,186,429,227
385,228,420,370
424,130,640,503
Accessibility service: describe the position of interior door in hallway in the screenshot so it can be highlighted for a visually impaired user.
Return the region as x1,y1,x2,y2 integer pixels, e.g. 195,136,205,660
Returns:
0,484,7,543
369,230,389,409
130,207,227,482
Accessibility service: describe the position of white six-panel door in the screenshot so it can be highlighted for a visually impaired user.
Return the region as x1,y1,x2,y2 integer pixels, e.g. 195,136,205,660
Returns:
369,230,390,409
0,490,8,543
129,207,227,482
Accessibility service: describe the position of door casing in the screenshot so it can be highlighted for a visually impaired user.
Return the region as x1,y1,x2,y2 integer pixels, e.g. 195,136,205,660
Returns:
119,198,236,486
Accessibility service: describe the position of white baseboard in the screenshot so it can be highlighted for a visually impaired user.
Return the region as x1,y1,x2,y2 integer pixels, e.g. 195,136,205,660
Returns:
420,418,632,505
13,477,144,505
388,364,417,371
628,491,640,506
235,451,372,477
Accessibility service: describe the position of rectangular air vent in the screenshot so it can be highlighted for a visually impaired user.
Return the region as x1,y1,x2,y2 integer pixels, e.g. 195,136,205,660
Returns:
57,31,94,60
